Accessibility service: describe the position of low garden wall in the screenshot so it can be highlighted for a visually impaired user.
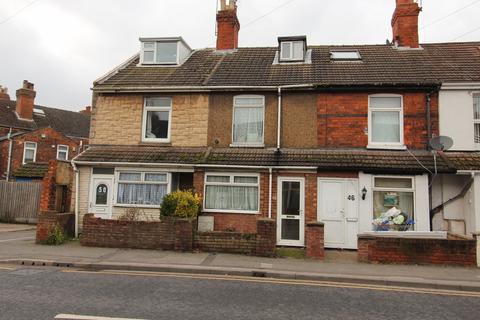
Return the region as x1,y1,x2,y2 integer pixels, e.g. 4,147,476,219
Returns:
358,234,477,267
80,214,194,251
36,211,75,243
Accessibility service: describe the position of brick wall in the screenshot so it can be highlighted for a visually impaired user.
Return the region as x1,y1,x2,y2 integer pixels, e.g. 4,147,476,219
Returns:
91,93,209,147
80,214,195,251
316,92,438,149
358,235,476,266
36,211,75,243
195,232,257,255
306,221,325,260
39,160,73,213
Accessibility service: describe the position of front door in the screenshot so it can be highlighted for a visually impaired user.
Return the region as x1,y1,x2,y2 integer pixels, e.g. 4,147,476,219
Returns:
277,177,305,246
317,179,359,249
89,176,113,218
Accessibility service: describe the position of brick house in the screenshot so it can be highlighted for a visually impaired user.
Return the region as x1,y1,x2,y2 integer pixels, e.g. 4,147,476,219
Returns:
0,81,90,181
72,0,480,253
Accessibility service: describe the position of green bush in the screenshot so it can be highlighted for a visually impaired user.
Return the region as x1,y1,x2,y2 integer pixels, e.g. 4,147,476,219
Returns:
160,190,202,219
45,224,66,246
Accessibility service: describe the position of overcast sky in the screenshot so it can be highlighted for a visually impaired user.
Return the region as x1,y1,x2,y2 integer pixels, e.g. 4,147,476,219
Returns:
0,0,479,111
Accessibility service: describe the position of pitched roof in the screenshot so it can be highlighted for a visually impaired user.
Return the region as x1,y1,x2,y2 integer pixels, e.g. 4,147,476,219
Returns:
94,42,480,91
444,152,480,171
12,162,49,178
74,146,455,174
0,99,90,139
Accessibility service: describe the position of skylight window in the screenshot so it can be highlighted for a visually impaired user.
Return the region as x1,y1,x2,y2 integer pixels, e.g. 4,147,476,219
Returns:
33,108,45,116
330,50,361,61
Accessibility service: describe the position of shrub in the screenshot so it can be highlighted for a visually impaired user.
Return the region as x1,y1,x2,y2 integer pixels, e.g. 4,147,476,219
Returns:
45,224,66,245
119,207,156,222
160,190,202,219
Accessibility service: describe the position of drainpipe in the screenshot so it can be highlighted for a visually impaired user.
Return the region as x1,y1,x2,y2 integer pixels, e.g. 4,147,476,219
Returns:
268,167,273,219
426,92,432,145
6,128,13,182
277,87,282,150
71,160,80,238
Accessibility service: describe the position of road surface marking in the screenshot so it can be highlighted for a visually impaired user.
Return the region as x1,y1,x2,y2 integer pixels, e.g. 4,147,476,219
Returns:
61,269,480,298
55,315,147,320
0,265,16,270
0,237,34,243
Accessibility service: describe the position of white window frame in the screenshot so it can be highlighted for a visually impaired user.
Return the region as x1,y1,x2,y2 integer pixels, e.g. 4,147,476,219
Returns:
203,172,261,214
141,97,173,143
56,144,69,161
473,93,480,150
372,175,416,231
231,95,265,147
140,41,179,65
368,94,405,150
22,141,37,164
113,169,172,208
280,41,305,62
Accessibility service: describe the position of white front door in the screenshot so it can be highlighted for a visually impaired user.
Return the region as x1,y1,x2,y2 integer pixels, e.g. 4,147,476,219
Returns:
277,177,305,247
89,176,114,218
317,179,359,249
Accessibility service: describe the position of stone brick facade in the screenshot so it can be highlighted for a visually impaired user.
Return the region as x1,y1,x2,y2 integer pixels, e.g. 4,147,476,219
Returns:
358,234,477,266
90,93,209,147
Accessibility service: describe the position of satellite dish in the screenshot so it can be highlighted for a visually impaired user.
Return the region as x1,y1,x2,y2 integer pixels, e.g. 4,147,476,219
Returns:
429,136,454,151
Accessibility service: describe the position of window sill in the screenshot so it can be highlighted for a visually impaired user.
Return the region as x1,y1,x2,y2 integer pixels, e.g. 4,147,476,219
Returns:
367,144,407,151
229,144,265,148
140,141,172,147
202,209,261,215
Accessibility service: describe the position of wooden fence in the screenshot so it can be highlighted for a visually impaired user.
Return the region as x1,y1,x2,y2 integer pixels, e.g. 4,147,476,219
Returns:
0,181,42,224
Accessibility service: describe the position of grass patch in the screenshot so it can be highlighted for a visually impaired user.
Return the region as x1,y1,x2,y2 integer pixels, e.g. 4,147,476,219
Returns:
275,247,306,259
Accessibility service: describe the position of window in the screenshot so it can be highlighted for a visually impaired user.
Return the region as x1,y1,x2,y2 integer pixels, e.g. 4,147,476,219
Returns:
474,93,480,148
232,96,264,146
368,95,404,148
141,41,178,65
23,142,37,164
280,41,305,61
116,171,170,206
330,50,361,60
142,98,172,142
57,145,69,161
204,173,259,213
372,177,415,232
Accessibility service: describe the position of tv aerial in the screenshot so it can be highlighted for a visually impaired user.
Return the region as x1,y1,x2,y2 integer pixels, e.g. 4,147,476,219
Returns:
429,136,454,151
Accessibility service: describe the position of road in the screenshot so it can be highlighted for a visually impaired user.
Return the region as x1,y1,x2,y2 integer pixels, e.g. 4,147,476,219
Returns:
0,266,479,320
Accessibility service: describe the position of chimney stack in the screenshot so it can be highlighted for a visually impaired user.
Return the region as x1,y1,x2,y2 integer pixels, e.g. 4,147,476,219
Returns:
80,106,92,116
16,80,36,121
0,86,9,101
216,0,240,51
391,0,421,48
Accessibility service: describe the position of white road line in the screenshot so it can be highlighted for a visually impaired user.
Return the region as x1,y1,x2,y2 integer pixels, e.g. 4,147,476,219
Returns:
0,237,34,243
55,314,148,320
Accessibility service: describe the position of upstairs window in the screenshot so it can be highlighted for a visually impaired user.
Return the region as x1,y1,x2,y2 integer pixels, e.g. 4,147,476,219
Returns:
142,41,178,64
330,50,361,61
474,93,480,148
278,36,307,62
232,96,265,146
23,142,37,164
142,98,172,143
368,95,404,149
57,145,69,161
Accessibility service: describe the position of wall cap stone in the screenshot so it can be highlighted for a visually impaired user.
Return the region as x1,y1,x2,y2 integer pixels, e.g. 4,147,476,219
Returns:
307,221,324,227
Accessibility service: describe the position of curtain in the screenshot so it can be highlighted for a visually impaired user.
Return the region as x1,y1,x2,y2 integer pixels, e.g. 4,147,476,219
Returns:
205,185,258,211
117,183,167,205
372,111,400,143
234,107,263,144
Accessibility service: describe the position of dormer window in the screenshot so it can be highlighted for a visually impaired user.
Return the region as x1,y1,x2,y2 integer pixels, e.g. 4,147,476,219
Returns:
140,37,192,66
278,36,307,62
330,50,361,61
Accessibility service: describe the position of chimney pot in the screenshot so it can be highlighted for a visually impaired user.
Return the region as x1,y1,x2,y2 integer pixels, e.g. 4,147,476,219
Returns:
216,0,240,50
0,86,10,101
16,80,36,121
391,0,421,48
80,106,92,115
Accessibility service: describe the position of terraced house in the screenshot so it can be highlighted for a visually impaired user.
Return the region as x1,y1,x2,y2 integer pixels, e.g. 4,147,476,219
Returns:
73,0,480,254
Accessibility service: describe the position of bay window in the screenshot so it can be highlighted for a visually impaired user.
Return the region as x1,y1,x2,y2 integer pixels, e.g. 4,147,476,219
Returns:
204,173,259,213
232,96,264,146
116,171,170,206
23,142,37,164
142,98,172,142
368,95,404,149
372,176,415,231
474,93,480,148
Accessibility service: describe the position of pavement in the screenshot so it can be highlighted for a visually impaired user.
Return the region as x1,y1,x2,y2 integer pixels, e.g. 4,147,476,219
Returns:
0,223,480,292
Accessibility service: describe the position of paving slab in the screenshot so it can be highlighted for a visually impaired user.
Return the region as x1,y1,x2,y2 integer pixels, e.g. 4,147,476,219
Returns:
0,223,36,233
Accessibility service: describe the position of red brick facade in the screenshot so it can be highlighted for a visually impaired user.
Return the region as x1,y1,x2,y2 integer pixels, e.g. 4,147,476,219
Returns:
0,127,86,180
358,235,477,267
317,92,438,149
36,211,75,243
